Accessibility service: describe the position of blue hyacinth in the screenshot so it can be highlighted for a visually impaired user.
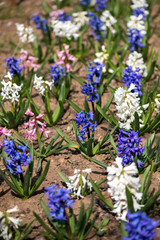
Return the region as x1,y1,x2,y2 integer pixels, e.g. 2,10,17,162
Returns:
88,12,105,42
96,0,108,12
80,0,91,7
75,111,97,142
123,66,142,96
87,62,104,85
44,184,75,221
81,82,99,103
32,14,48,32
124,211,160,240
3,139,31,175
118,129,144,168
49,64,66,85
132,7,147,19
5,57,23,76
58,12,72,22
128,28,145,51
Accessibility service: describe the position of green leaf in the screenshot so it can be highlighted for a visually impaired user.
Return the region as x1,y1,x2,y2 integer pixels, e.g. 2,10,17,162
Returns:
82,152,108,168
109,135,118,154
143,188,160,212
52,101,64,125
71,73,85,85
57,171,69,183
90,179,114,210
134,112,139,132
67,99,82,113
126,187,134,213
120,221,128,238
29,160,50,196
139,165,151,193
55,127,78,148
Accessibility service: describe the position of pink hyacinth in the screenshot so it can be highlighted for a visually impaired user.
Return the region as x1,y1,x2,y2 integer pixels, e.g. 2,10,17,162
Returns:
19,49,40,71
56,44,76,72
0,127,11,149
49,5,64,21
24,109,50,139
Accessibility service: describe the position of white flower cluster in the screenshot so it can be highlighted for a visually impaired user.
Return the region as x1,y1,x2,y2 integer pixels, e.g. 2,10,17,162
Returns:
107,157,143,221
33,75,54,95
51,20,80,40
94,45,108,72
127,15,146,35
1,72,23,102
131,0,149,16
16,23,36,43
126,51,147,77
72,11,89,28
114,83,143,130
155,94,160,113
66,168,92,198
0,206,22,240
101,10,117,34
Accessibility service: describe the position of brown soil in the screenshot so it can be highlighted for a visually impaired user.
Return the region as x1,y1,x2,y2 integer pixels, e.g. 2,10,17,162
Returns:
0,0,160,239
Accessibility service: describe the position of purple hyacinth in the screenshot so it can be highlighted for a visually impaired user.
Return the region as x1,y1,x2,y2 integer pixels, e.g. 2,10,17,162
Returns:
32,14,48,32
88,12,105,42
5,57,23,76
44,184,75,221
96,0,108,12
86,62,104,85
58,12,72,22
127,28,145,51
3,139,31,175
81,82,99,103
49,64,66,85
123,211,160,240
118,129,145,168
123,66,142,96
75,111,97,142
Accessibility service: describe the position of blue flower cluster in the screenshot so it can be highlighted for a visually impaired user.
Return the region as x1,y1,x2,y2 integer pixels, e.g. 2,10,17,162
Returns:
88,12,105,42
124,211,160,240
87,62,104,85
118,129,145,168
96,0,108,12
127,29,145,52
3,139,31,175
133,7,147,19
44,184,75,221
81,82,99,103
49,64,66,85
75,111,97,142
123,66,142,96
5,57,23,76
32,14,48,32
58,12,72,22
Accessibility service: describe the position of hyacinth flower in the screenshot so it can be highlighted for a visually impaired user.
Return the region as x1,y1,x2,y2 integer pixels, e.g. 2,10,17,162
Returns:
19,49,40,72
127,28,145,52
118,129,145,168
0,70,30,129
34,185,96,239
58,12,72,22
88,12,105,43
56,44,76,72
0,127,11,149
123,66,142,96
95,0,108,12
123,211,160,240
0,139,50,199
5,57,23,76
32,14,48,32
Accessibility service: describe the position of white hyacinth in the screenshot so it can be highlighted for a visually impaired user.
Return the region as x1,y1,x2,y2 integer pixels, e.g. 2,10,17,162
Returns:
0,206,22,240
127,15,146,36
72,11,89,28
101,10,117,34
131,0,148,10
33,75,54,95
107,157,143,221
155,94,160,113
126,51,147,77
94,45,108,72
16,23,36,43
66,168,92,198
114,84,143,130
1,72,23,102
51,20,80,40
